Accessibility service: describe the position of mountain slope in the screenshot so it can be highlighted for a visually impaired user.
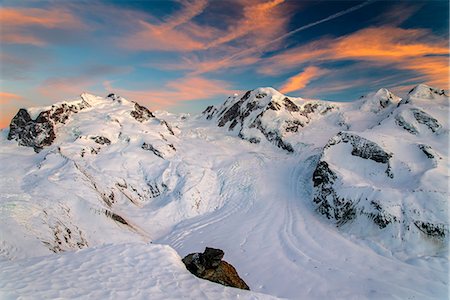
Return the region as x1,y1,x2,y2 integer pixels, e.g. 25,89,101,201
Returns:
0,243,278,299
0,85,448,299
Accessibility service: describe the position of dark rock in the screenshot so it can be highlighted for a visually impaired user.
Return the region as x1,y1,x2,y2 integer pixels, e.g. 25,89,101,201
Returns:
411,108,441,133
8,110,56,152
326,132,392,164
202,105,218,120
91,136,111,145
8,100,88,152
141,142,163,158
284,120,303,133
313,133,394,225
160,120,175,135
130,103,154,122
218,99,245,128
365,201,397,229
267,101,281,111
282,97,299,112
413,221,447,239
418,144,435,159
395,115,418,135
182,247,250,290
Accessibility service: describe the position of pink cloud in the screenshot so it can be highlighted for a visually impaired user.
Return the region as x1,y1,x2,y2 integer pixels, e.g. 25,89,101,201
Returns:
120,0,210,52
279,67,329,94
0,91,29,128
121,0,291,75
0,7,85,46
38,77,98,101
104,76,234,110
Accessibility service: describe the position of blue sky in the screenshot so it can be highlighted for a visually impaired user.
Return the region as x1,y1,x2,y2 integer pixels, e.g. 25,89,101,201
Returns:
0,0,449,127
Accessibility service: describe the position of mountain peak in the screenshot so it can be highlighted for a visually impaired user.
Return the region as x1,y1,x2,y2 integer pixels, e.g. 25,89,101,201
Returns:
408,84,448,99
358,88,400,113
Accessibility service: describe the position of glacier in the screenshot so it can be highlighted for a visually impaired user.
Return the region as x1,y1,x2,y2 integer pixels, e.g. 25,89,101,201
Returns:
0,84,448,299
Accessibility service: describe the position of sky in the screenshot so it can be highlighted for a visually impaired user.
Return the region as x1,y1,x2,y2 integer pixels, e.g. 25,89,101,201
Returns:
0,0,449,128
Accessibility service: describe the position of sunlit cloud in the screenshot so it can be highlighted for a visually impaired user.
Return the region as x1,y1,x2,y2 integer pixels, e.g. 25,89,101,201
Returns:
104,76,234,110
0,92,22,105
279,66,329,94
122,0,291,73
0,91,30,128
0,7,85,46
120,0,210,52
204,0,286,49
37,65,132,100
261,26,449,89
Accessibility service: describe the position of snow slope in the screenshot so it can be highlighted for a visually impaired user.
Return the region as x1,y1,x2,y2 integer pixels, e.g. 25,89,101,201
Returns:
0,242,278,299
0,84,448,299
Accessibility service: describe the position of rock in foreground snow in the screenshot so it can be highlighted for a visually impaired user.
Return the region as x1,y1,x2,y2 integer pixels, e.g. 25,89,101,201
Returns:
0,243,276,299
182,247,250,290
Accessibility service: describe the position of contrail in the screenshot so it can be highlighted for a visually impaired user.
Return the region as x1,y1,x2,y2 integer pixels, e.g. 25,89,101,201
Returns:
261,0,376,52
197,0,375,73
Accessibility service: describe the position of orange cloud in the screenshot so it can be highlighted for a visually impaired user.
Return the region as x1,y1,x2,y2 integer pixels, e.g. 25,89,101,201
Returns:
121,0,210,51
122,0,290,74
0,7,83,28
279,66,329,94
205,0,286,49
104,76,234,110
0,92,26,128
261,26,449,89
400,56,449,89
0,92,22,104
0,7,85,46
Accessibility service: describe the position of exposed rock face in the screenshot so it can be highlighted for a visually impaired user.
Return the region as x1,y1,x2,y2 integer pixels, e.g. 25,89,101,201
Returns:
205,87,336,152
182,247,250,290
326,132,393,177
313,132,394,225
7,94,161,152
130,102,155,122
311,126,448,247
7,101,87,152
141,142,164,158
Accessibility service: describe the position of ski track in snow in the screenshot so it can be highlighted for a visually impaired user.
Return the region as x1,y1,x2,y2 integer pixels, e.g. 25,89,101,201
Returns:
1,87,449,300
157,124,448,299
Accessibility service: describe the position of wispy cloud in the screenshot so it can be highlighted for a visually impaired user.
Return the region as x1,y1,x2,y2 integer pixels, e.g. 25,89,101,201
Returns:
279,67,329,94
120,0,210,52
123,0,291,74
104,76,234,109
37,65,132,100
261,26,449,88
0,7,85,46
0,92,23,105
0,91,31,128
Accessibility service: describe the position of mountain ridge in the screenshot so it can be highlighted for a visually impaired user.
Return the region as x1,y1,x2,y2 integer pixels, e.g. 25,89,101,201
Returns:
0,83,448,299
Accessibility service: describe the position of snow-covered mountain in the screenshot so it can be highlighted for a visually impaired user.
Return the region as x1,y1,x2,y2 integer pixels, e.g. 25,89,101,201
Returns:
1,84,448,299
204,84,449,257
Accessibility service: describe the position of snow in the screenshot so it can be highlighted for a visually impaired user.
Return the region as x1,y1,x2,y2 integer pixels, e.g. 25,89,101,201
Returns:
0,243,278,299
0,85,449,299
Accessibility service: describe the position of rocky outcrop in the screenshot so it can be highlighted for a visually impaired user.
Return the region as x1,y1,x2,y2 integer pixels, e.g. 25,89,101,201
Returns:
325,132,393,176
313,132,394,225
205,88,336,152
182,247,250,290
141,142,163,158
7,100,89,152
7,94,161,152
130,102,155,122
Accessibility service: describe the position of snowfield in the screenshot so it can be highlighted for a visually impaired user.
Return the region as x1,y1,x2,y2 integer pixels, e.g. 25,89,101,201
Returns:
0,243,279,299
0,85,448,299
